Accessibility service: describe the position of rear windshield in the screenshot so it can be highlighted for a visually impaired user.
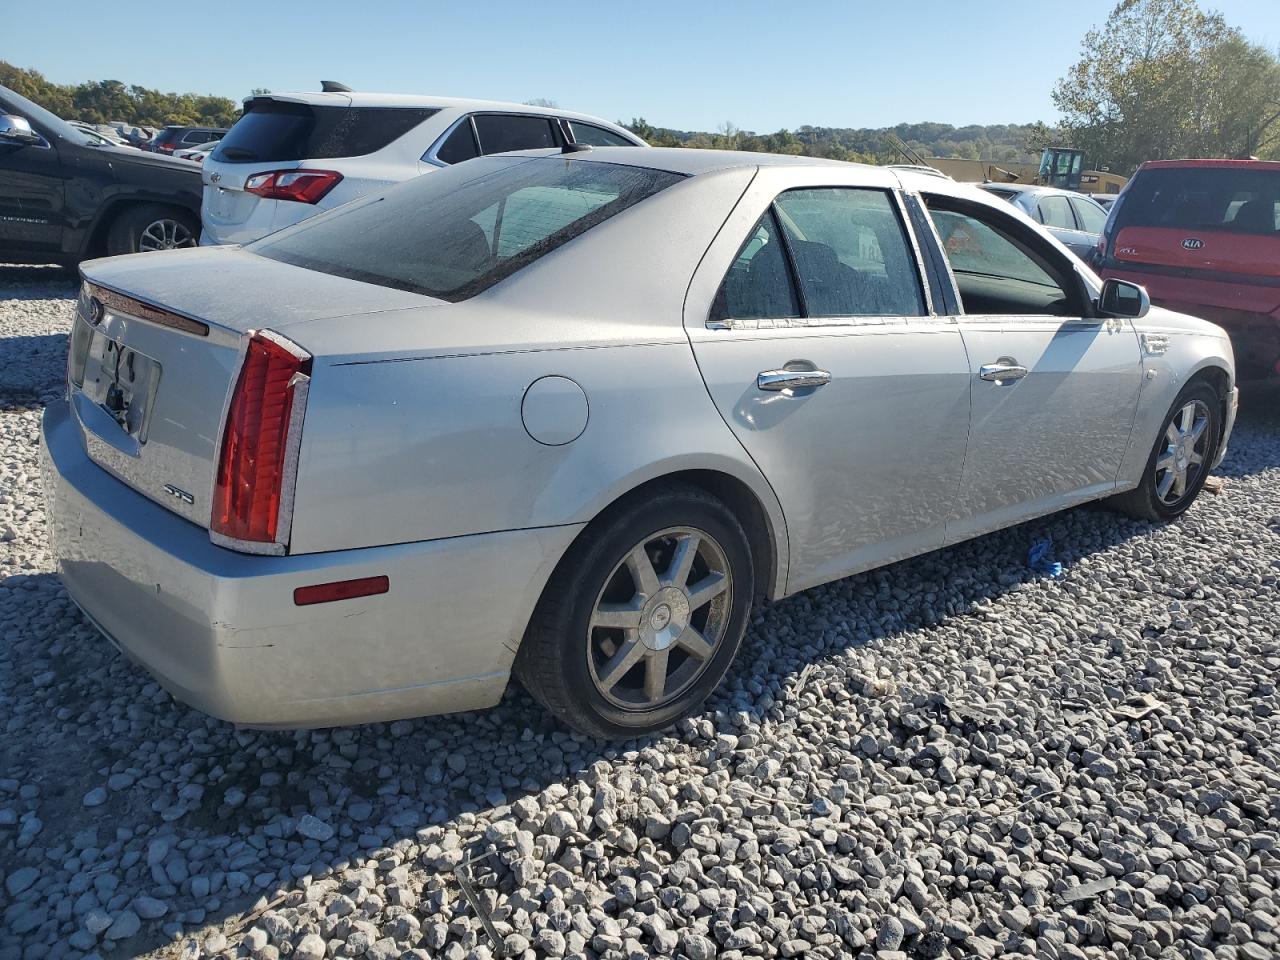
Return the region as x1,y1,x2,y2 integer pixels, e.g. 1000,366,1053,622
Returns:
1116,166,1280,236
212,100,438,163
251,157,684,301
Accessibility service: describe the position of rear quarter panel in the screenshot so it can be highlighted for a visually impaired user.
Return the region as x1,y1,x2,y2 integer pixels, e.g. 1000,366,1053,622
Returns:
277,166,790,595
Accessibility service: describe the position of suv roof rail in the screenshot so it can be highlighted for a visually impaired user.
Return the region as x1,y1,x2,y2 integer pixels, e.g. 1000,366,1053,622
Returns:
885,163,952,180
321,80,354,93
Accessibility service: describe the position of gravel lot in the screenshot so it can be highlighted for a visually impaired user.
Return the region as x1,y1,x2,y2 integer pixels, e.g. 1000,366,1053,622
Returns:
2,263,1278,960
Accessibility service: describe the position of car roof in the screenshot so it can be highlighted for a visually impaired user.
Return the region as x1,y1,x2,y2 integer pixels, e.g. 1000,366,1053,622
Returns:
1139,158,1280,171
246,91,635,128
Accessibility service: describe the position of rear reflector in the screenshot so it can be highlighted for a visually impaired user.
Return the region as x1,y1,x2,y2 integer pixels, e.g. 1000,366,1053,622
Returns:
211,331,311,553
244,169,343,204
294,576,389,606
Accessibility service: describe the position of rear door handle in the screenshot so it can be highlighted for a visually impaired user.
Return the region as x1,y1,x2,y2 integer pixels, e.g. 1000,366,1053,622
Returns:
757,369,832,392
979,359,1029,384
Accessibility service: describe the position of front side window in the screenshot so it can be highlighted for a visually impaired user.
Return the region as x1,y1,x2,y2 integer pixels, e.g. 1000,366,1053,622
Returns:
927,199,1080,317
773,188,925,317
711,211,801,322
1037,195,1076,229
569,122,635,147
473,114,559,155
252,157,684,301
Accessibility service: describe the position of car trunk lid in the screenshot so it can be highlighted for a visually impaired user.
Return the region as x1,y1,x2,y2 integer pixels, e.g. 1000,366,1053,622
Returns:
71,247,432,530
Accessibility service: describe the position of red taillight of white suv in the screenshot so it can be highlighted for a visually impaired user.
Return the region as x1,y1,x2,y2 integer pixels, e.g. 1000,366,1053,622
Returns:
211,331,311,554
243,169,343,204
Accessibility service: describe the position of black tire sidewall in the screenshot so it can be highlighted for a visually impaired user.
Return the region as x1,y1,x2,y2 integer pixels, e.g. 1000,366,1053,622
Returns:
550,492,754,737
1140,380,1221,520
107,205,199,256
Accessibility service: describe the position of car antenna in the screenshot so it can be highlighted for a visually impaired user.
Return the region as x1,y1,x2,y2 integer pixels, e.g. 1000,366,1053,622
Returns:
321,80,354,93
562,141,592,154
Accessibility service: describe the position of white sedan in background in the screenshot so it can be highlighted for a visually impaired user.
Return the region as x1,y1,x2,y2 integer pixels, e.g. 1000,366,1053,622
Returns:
43,148,1235,737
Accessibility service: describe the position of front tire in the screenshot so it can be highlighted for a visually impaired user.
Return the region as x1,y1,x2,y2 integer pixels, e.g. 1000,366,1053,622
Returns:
106,204,200,256
1108,379,1221,521
516,485,754,738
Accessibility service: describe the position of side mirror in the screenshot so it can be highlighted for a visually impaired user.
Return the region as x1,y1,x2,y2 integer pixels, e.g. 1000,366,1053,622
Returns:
0,114,41,144
1098,278,1150,319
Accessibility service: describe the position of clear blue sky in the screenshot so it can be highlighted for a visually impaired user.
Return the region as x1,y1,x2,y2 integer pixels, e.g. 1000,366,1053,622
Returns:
6,0,1278,131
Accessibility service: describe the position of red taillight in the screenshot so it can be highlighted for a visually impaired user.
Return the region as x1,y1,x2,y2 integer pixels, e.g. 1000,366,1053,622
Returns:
211,332,311,551
294,576,389,606
243,169,343,204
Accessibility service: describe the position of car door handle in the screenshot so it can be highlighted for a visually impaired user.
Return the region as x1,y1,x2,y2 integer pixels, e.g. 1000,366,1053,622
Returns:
757,369,832,392
979,360,1029,384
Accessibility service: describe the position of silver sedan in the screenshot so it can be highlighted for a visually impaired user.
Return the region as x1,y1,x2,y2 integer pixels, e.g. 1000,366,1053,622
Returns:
41,148,1237,737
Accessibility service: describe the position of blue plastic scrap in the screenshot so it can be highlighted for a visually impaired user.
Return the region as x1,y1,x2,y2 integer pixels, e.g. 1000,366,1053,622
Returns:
1028,539,1064,578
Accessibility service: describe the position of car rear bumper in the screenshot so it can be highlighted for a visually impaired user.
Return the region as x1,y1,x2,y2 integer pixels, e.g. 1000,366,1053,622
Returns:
40,398,579,728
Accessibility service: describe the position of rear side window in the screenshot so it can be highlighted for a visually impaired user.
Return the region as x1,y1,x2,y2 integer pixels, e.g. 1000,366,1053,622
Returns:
435,120,479,164
251,157,684,301
153,129,184,146
473,115,559,154
711,211,801,321
1116,166,1280,236
214,100,438,163
1070,197,1107,233
569,122,635,147
773,188,925,317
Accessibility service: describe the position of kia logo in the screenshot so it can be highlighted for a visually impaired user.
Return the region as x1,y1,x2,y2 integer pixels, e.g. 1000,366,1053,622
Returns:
1182,238,1204,250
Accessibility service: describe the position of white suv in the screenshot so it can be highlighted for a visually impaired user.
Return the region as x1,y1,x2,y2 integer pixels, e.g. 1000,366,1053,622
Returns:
200,88,646,245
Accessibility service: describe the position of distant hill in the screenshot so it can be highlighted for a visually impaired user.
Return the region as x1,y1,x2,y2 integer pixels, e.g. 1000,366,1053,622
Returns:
624,119,1053,165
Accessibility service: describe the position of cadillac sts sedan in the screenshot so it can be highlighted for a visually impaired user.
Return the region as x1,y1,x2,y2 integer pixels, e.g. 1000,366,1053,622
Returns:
41,148,1237,737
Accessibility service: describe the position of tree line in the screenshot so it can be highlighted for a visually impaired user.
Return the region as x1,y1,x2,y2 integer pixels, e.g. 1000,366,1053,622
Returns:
0,61,240,129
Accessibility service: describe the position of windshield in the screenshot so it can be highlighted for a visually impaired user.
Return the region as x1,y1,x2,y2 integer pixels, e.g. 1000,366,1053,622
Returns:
0,86,93,145
251,156,685,301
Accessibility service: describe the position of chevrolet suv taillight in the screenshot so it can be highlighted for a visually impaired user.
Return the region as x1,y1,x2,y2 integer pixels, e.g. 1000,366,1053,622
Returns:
211,331,311,554
243,169,343,204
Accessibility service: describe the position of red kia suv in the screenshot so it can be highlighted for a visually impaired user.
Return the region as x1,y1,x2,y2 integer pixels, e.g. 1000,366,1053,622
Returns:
1096,159,1280,382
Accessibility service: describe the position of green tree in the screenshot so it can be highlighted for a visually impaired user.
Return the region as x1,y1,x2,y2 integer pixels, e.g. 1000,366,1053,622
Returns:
1054,0,1280,171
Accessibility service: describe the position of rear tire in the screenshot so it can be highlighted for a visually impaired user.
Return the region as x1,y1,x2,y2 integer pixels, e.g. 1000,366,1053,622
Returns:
1107,379,1221,521
516,485,754,738
105,204,200,256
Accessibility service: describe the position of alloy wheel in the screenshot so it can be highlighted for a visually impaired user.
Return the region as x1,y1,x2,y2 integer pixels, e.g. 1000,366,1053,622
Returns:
1154,399,1211,506
138,218,197,252
587,526,733,710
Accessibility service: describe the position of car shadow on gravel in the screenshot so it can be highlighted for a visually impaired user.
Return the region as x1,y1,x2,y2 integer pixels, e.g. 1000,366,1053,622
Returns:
1,486,1205,957
0,333,67,410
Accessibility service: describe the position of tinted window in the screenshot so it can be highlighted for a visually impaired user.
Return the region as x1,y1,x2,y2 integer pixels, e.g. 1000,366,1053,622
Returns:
928,203,1075,316
214,100,438,163
569,122,635,147
252,157,683,301
435,120,479,164
1070,197,1107,233
711,211,801,322
773,188,925,317
473,114,559,154
1038,195,1076,229
1115,166,1280,236
153,129,184,146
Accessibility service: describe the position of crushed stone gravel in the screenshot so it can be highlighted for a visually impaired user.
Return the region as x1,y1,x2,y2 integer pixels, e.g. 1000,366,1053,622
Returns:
1,264,1278,960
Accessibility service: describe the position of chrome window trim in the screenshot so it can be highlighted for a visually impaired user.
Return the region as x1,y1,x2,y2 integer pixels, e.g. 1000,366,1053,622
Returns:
707,314,911,331
889,188,934,317
901,189,962,320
